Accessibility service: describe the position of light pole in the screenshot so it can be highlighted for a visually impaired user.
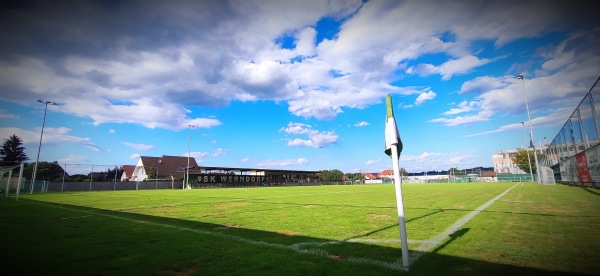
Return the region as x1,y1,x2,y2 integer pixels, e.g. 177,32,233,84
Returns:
521,121,533,181
186,124,195,189
31,100,58,193
156,158,161,189
518,74,541,183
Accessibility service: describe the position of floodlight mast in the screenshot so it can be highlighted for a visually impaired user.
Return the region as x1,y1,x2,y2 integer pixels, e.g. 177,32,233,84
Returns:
31,100,58,193
186,124,195,189
521,121,534,181
518,74,542,183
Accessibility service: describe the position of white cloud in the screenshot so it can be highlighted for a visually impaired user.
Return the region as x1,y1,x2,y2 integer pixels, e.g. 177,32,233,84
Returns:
443,101,480,116
123,142,155,151
354,121,369,127
189,152,210,162
460,76,506,95
57,154,89,164
280,122,313,135
366,159,380,166
240,157,250,163
211,148,226,156
281,122,338,148
0,110,18,119
438,55,491,80
0,126,101,151
0,0,596,129
108,129,116,134
257,158,309,168
288,139,314,147
129,154,140,160
415,91,437,105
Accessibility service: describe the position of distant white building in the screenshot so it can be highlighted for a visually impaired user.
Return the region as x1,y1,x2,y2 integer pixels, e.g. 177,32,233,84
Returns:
492,149,529,174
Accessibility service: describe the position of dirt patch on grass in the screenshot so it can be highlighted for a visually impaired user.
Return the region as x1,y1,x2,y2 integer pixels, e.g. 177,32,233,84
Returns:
213,225,240,230
368,214,391,219
214,202,249,209
280,231,297,237
167,266,197,276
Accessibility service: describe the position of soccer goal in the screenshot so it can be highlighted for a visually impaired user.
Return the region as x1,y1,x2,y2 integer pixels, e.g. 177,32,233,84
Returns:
1,163,25,200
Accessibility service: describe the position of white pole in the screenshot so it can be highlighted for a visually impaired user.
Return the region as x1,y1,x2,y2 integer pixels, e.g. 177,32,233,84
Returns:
89,165,93,192
522,122,533,181
114,165,118,191
385,94,409,271
16,163,24,201
32,100,57,193
61,163,66,192
187,124,194,189
391,144,410,271
519,75,541,183
5,169,13,197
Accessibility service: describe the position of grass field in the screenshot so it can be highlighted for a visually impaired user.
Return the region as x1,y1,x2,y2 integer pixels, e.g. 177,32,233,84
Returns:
1,182,599,275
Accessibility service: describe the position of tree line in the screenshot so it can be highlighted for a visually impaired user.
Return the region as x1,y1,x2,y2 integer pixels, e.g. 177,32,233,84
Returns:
3,134,541,183
0,134,122,182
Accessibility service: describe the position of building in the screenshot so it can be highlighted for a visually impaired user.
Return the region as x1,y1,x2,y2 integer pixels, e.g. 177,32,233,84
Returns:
131,155,198,182
120,165,136,182
492,146,548,175
492,149,527,174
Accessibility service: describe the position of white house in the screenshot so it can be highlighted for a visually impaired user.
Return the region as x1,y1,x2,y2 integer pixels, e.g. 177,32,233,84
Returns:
131,155,198,182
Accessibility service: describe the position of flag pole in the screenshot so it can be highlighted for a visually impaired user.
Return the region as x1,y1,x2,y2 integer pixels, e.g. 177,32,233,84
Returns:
391,144,410,271
384,94,410,271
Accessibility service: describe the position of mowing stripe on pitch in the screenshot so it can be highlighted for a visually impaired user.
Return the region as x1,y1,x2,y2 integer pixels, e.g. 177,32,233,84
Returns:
26,200,405,272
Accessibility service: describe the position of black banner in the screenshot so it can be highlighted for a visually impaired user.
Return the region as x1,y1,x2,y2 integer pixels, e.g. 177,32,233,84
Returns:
195,174,266,184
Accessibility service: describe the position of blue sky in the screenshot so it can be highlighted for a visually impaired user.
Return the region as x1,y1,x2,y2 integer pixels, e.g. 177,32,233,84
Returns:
0,0,598,175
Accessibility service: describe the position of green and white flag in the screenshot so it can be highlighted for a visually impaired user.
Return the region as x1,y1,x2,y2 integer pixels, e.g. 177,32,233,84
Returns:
385,94,402,158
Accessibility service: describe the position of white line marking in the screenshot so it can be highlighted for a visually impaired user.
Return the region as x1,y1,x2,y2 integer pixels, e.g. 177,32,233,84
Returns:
410,184,518,262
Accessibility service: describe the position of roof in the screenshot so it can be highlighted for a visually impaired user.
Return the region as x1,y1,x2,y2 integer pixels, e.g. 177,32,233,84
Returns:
139,155,199,179
481,171,497,177
189,165,319,175
363,173,380,180
380,169,394,175
121,165,136,176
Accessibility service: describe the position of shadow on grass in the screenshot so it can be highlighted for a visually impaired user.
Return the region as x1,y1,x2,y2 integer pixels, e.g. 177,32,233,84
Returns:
432,228,470,253
0,197,586,275
582,186,600,196
343,210,445,241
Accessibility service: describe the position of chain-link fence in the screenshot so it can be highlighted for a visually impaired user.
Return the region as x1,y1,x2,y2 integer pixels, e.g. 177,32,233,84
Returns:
541,75,600,186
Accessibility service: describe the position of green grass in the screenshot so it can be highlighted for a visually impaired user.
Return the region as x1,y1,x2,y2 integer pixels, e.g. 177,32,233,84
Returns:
1,182,598,275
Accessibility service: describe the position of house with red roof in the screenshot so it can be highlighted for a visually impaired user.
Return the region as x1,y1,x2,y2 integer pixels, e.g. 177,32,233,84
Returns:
131,155,198,182
120,165,136,182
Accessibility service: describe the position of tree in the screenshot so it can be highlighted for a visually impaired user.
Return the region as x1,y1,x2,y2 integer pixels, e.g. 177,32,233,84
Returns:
512,149,543,175
399,167,408,176
147,165,156,180
24,161,65,181
70,174,89,182
448,168,466,176
0,134,29,165
320,169,344,182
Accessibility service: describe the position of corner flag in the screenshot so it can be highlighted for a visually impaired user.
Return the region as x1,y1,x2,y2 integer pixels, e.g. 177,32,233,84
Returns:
384,94,410,271
385,95,402,158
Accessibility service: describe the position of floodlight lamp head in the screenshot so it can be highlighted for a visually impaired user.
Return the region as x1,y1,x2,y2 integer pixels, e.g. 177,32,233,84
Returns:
37,99,43,103
517,74,524,80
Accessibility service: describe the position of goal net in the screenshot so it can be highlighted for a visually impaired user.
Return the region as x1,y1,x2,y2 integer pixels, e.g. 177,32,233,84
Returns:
1,164,25,200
